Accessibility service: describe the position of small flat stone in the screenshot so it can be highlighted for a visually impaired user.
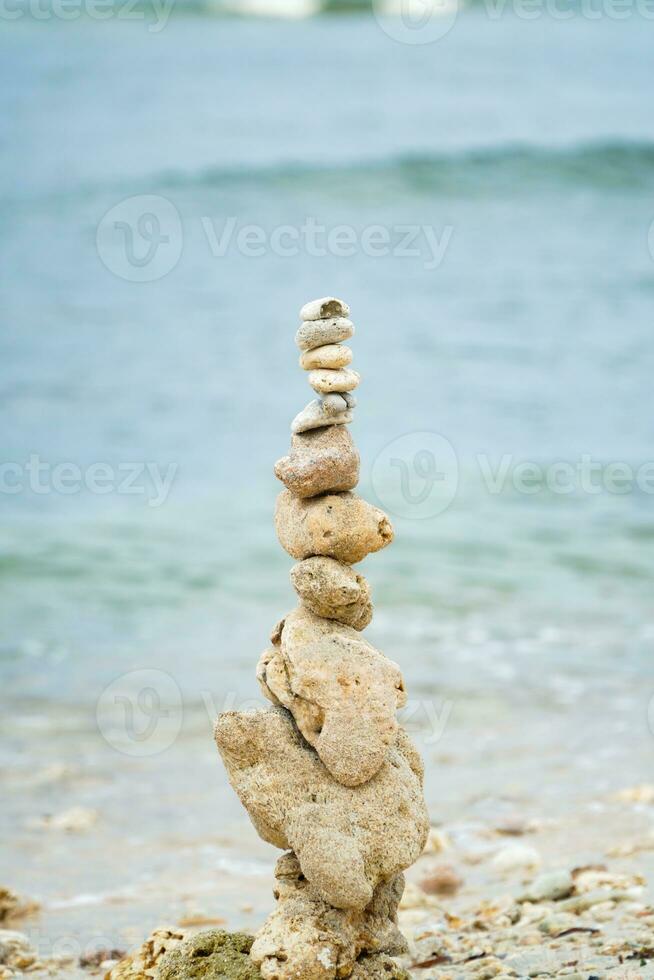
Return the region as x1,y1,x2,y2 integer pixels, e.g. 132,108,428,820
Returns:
342,391,357,409
309,368,360,395
275,426,360,498
300,344,353,371
295,318,354,352
322,393,348,416
300,296,350,321
291,399,352,435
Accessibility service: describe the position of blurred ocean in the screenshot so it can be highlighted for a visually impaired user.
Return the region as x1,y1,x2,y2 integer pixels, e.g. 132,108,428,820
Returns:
1,6,654,947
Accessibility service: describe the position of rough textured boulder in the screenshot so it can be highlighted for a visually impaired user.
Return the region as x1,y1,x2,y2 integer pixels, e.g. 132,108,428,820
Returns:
275,426,359,499
290,556,372,630
214,707,428,911
156,931,260,980
257,608,405,785
250,853,406,980
275,491,393,564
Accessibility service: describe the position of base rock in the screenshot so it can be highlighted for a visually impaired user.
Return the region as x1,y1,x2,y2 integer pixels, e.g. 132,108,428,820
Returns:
214,707,429,911
251,852,406,980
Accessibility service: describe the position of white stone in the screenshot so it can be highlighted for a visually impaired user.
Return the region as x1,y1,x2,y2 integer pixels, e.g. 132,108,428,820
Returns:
291,399,352,435
309,368,360,395
322,393,348,417
300,297,350,321
295,318,354,352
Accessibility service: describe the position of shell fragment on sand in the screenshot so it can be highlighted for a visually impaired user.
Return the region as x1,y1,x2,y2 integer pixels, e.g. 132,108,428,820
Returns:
291,399,352,434
300,296,351,321
296,317,354,352
309,368,360,395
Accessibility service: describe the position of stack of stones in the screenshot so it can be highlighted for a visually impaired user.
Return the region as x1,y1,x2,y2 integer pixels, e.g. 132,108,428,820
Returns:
215,298,429,980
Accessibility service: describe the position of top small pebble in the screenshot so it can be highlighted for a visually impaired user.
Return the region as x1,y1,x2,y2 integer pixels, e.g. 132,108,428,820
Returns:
300,296,351,321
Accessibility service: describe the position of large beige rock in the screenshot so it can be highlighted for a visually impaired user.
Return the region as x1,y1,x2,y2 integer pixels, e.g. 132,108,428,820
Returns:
290,556,372,630
274,426,359,499
275,491,393,564
257,608,404,784
250,853,406,980
214,707,428,911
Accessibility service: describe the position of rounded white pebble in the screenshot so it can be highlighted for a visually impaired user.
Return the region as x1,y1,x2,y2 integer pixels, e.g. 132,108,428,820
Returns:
492,844,542,873
299,296,350,321
309,368,360,395
295,318,354,352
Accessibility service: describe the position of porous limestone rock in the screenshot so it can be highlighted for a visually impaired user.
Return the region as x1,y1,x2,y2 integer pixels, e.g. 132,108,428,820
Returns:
309,368,361,395
257,608,405,784
290,556,372,630
291,399,353,435
275,490,393,564
214,707,428,911
300,297,351,321
156,931,260,980
250,852,406,980
350,954,409,980
274,426,360,499
296,318,354,352
300,344,353,370
105,929,184,980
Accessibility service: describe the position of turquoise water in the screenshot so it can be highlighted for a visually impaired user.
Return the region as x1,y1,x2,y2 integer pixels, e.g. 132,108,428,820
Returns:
1,9,654,944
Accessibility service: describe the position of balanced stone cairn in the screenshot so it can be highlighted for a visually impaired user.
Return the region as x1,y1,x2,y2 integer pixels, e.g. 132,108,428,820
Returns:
215,298,429,980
